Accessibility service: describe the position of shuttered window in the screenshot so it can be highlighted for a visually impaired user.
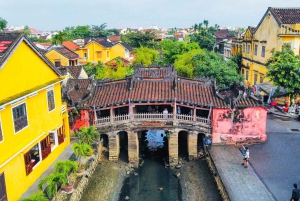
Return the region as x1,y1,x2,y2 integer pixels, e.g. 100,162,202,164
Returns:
58,125,65,145
47,90,55,111
24,151,33,176
41,135,51,159
0,173,7,201
13,103,28,133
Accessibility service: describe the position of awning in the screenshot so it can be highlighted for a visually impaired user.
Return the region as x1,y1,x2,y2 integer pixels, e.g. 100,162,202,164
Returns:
257,82,287,97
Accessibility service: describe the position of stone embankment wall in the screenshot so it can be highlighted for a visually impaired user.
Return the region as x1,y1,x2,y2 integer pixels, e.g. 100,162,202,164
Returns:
205,146,230,201
69,152,99,201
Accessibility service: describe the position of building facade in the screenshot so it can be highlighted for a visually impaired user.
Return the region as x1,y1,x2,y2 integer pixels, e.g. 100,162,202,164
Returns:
0,33,70,201
241,7,300,86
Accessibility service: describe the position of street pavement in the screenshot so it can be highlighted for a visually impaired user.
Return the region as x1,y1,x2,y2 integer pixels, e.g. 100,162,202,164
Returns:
209,145,275,201
249,115,300,201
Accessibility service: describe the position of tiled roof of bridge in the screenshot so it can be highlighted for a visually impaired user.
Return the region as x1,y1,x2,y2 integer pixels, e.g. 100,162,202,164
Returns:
80,77,229,109
235,96,263,108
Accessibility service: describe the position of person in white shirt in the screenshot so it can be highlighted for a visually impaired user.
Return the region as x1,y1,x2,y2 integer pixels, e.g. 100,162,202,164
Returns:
241,146,250,168
163,108,168,118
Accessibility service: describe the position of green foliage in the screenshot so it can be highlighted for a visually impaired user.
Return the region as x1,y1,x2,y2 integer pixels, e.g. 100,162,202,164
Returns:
190,20,217,51
266,46,300,96
76,126,100,145
19,191,48,201
83,62,104,77
174,49,204,78
0,17,7,31
38,173,67,199
22,26,30,36
134,47,158,67
230,52,242,68
55,160,78,178
72,142,93,167
90,23,107,38
121,30,157,48
52,31,67,45
175,49,243,87
159,39,200,64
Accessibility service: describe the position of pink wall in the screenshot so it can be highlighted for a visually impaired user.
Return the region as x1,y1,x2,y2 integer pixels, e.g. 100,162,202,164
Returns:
70,110,90,133
212,107,268,144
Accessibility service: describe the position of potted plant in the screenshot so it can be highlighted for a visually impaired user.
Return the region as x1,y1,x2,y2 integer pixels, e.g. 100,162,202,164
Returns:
55,160,78,192
76,126,100,146
38,172,67,200
19,191,48,201
72,142,93,173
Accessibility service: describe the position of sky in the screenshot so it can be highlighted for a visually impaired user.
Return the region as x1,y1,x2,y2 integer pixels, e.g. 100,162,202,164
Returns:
0,0,299,31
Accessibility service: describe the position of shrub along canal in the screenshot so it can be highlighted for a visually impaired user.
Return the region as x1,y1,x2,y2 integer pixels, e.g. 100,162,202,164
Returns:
81,130,222,201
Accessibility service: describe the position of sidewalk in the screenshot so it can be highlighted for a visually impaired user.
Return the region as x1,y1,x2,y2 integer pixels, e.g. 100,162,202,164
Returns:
208,145,275,201
21,142,75,198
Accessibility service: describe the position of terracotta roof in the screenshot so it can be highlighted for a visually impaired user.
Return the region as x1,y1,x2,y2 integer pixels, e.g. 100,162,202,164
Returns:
215,29,234,42
62,41,80,51
67,79,93,89
65,66,83,78
271,7,300,24
234,96,263,108
51,47,79,60
108,35,121,42
33,42,52,47
0,33,62,76
65,79,93,106
80,77,227,109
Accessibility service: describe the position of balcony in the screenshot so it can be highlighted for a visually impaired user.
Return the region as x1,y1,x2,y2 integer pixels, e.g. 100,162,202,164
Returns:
94,113,211,133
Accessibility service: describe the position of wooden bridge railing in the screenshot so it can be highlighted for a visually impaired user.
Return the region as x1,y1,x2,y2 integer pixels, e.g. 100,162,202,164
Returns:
94,113,210,126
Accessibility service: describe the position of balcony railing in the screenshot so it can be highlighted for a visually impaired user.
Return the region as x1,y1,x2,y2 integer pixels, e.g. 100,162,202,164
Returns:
62,105,67,114
94,113,210,126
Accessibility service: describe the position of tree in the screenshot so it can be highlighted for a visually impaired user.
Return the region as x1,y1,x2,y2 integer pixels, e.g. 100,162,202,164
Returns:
159,39,200,64
72,142,92,168
0,18,7,31
230,52,242,69
121,30,157,48
19,191,48,201
266,45,300,99
174,49,204,78
22,25,31,36
55,160,78,178
175,49,243,87
134,46,158,67
90,23,107,38
193,50,243,87
190,20,217,51
76,126,100,145
38,173,67,199
83,62,105,77
52,31,67,45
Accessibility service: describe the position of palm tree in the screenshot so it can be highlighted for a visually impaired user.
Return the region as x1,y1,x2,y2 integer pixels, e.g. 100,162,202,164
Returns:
72,142,92,167
38,173,67,199
19,191,48,201
52,31,67,45
55,160,78,178
76,126,100,145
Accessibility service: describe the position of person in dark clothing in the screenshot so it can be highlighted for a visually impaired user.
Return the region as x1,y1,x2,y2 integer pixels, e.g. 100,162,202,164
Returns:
291,183,300,201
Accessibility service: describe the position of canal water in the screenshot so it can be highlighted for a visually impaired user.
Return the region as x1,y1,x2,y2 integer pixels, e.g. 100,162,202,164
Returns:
118,130,222,201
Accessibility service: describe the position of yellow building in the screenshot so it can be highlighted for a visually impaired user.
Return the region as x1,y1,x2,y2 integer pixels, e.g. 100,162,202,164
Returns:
74,38,132,64
241,7,300,86
45,46,79,67
0,33,70,201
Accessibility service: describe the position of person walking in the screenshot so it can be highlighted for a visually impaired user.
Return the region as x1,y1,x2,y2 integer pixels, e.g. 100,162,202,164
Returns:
291,183,300,201
298,109,300,121
241,146,249,168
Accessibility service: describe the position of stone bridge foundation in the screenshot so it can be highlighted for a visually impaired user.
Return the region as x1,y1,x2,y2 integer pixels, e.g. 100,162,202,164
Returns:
168,130,179,166
108,131,119,162
128,131,139,167
188,131,198,161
